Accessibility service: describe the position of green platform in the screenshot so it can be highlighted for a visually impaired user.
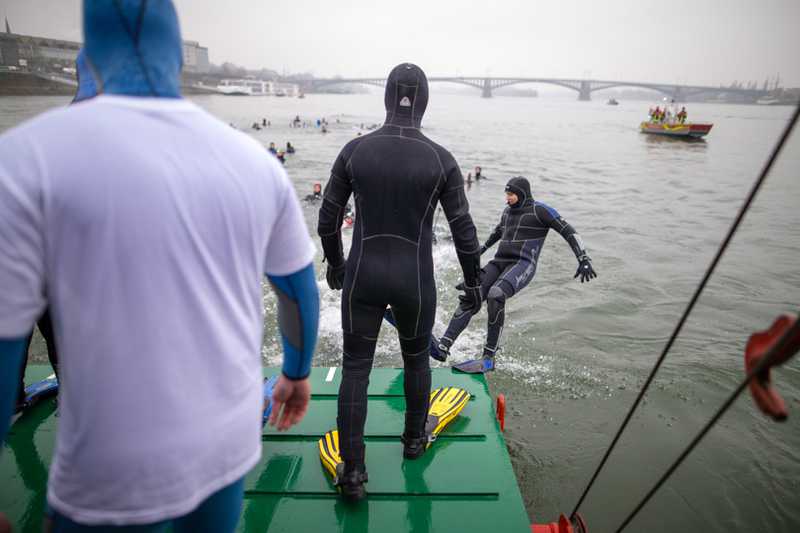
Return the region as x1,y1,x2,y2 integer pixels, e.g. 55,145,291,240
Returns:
1,366,531,532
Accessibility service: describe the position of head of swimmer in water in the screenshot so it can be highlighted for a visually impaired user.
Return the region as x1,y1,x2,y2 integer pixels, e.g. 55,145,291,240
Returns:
504,176,532,208
313,182,322,194
384,63,429,128
81,0,183,98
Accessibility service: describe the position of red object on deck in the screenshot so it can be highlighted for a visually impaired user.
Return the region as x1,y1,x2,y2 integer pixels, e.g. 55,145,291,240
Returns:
745,314,800,421
496,394,506,431
531,513,588,533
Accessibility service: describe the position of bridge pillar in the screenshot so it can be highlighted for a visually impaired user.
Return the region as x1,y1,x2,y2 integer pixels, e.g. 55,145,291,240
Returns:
481,78,492,98
578,80,591,101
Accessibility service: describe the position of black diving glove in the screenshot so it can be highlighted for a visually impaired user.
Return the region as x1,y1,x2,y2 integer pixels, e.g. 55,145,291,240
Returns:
479,244,488,256
574,255,597,283
326,262,345,290
458,284,482,314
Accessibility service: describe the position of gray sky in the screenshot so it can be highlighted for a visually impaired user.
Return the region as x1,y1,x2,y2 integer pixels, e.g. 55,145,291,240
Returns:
3,0,799,86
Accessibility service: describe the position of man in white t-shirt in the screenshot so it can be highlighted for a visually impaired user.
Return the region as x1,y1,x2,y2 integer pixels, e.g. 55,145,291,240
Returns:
0,2,319,531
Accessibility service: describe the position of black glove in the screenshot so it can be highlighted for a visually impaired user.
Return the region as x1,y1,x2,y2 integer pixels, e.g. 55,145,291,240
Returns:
326,262,345,290
479,244,488,256
574,255,597,283
458,284,482,315
455,268,484,291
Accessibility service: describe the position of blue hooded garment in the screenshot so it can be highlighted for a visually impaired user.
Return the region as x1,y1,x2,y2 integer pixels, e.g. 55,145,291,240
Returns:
82,0,183,98
72,49,98,103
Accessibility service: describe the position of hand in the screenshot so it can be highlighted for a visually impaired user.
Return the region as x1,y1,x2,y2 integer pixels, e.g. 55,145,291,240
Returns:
268,375,311,431
459,284,482,315
574,255,597,283
479,244,487,256
326,262,345,290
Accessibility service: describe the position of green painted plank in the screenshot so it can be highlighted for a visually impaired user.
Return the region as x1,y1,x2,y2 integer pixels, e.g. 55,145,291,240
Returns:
262,396,492,438
245,439,499,495
238,495,531,533
291,367,491,398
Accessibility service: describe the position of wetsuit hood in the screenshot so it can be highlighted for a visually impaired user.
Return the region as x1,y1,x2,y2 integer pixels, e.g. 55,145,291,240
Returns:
72,49,98,103
384,63,428,128
82,0,183,98
505,176,533,208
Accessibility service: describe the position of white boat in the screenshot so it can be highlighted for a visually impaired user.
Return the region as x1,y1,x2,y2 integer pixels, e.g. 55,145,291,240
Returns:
216,79,273,96
756,97,781,106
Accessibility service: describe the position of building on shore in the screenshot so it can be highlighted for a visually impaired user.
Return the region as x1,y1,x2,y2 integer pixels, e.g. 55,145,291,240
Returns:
1,24,210,75
0,32,80,72
182,40,210,74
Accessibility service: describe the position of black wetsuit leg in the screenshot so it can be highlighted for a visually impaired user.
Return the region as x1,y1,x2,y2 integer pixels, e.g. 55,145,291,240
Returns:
337,236,436,471
484,258,537,357
441,261,504,349
16,308,59,405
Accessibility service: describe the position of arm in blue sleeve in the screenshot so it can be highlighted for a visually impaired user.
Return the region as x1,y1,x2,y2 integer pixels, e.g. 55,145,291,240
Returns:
0,337,27,446
266,262,320,380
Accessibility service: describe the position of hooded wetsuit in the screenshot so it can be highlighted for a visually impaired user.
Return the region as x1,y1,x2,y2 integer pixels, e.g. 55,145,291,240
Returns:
442,176,589,357
318,63,480,472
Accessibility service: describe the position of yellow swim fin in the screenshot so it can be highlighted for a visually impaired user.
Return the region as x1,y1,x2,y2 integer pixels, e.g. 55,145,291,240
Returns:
318,429,343,482
425,386,471,448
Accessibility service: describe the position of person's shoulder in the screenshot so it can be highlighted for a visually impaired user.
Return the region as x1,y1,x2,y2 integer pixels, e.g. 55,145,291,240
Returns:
411,131,459,171
0,103,77,146
534,201,560,219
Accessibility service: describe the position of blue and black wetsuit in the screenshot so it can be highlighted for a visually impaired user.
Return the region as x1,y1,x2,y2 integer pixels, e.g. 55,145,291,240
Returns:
441,176,590,358
318,64,481,474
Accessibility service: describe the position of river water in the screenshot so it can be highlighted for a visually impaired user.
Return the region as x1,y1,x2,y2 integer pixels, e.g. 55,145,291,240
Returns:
2,93,799,532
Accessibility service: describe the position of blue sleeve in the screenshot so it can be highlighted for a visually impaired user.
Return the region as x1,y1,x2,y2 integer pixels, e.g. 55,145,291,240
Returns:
0,337,26,446
266,262,319,380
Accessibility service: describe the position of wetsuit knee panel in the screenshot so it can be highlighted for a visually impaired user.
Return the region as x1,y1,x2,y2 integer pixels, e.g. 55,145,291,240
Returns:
487,285,508,304
342,332,377,375
399,335,431,360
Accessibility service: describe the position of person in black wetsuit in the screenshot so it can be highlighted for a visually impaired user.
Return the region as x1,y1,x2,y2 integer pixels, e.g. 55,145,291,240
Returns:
438,176,597,373
317,63,481,501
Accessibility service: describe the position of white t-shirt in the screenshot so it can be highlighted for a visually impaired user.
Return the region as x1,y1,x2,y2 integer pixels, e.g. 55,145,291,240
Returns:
0,95,316,525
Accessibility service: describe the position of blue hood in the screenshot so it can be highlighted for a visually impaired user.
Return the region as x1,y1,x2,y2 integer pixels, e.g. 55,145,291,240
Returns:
72,49,98,103
83,0,183,98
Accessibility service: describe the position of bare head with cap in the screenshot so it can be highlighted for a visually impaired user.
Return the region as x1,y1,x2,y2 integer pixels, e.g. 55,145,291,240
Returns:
384,63,429,128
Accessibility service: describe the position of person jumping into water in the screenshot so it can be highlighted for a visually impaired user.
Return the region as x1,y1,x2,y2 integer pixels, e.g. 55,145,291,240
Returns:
318,63,481,502
438,176,597,374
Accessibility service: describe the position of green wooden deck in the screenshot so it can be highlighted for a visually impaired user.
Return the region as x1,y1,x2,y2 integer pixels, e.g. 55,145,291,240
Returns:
1,366,531,532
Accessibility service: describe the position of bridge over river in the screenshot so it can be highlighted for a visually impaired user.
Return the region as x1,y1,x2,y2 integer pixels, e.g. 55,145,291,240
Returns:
298,76,767,102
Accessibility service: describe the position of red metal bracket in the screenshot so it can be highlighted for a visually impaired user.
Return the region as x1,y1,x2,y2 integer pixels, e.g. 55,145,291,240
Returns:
531,513,588,533
496,394,506,431
745,314,800,421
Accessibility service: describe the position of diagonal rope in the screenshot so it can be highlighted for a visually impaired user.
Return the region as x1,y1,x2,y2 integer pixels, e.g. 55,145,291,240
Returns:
570,102,800,521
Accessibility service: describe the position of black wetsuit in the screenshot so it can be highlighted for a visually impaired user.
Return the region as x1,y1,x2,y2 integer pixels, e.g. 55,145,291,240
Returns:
442,177,589,357
318,64,480,473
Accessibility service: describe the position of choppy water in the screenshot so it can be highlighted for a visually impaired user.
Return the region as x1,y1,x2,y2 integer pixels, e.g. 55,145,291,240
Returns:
3,93,799,532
